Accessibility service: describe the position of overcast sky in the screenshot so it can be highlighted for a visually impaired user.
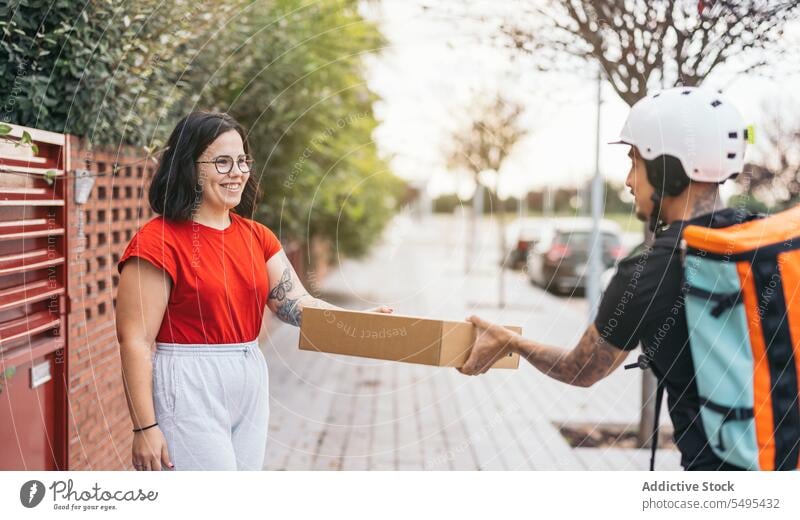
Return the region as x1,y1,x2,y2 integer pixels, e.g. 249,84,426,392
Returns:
364,0,800,199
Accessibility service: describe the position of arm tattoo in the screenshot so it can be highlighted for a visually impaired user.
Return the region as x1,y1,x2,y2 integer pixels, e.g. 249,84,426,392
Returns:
268,267,308,326
520,326,624,387
275,296,302,326
268,269,293,301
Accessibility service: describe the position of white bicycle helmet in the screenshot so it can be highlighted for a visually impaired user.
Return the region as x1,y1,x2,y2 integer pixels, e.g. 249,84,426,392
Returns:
613,86,750,184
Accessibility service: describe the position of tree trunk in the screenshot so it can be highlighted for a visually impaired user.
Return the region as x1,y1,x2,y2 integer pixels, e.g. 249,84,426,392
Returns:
497,205,506,309
638,369,658,448
466,184,483,274
638,226,657,448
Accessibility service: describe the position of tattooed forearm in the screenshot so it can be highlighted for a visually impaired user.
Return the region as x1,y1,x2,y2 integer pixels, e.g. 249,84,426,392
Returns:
267,263,341,326
268,267,308,326
275,297,302,326
516,325,626,387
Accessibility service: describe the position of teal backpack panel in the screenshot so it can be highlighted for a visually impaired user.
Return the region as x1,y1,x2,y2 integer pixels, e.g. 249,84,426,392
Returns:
684,254,759,469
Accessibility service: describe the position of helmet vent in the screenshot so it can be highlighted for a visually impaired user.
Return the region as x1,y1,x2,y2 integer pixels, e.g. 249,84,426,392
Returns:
727,152,736,159
728,131,738,138
682,90,691,95
711,100,722,107
653,93,660,98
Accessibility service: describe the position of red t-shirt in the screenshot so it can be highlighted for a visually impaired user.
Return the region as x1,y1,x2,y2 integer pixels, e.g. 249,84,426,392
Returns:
117,212,282,344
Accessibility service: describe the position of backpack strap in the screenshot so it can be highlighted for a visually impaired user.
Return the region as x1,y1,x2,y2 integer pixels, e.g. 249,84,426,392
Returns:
683,285,743,317
624,355,665,471
697,397,754,451
650,379,666,471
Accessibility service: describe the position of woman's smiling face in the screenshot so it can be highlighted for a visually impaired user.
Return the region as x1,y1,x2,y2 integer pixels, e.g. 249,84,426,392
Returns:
196,129,250,213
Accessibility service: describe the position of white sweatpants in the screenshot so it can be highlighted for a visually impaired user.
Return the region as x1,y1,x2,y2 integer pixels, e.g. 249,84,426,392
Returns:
152,339,269,470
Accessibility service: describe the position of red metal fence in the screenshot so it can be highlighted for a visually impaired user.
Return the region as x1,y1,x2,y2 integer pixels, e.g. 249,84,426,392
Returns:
0,123,156,470
0,125,69,469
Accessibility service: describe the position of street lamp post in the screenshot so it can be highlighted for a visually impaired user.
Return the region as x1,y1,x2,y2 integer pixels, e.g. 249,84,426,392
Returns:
587,67,603,319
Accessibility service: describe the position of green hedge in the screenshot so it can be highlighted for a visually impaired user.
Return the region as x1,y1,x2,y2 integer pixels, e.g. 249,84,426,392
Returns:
1,0,403,258
0,0,238,145
183,0,404,257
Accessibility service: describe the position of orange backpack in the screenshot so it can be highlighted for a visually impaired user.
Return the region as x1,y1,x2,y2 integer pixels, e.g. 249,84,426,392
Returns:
675,204,800,470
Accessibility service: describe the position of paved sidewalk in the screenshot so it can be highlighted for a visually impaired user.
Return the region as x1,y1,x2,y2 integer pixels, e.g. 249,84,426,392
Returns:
261,214,681,470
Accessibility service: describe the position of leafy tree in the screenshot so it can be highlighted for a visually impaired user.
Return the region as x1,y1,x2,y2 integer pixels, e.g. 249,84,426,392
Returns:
446,92,527,302
1,0,402,260
183,0,404,258
727,192,771,214
0,0,239,145
432,193,464,213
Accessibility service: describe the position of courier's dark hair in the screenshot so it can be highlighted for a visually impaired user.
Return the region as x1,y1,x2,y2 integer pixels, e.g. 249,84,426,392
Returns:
148,112,261,220
643,153,692,232
644,154,691,198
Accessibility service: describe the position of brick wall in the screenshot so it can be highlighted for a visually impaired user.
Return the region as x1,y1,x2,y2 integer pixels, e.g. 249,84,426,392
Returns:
65,137,155,470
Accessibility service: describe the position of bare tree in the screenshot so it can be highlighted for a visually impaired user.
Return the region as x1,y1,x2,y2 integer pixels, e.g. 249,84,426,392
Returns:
426,0,797,453
738,100,800,208
447,93,527,306
499,0,799,106
492,0,800,450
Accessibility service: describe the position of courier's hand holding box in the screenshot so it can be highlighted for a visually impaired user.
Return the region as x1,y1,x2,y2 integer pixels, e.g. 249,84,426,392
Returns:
299,308,520,369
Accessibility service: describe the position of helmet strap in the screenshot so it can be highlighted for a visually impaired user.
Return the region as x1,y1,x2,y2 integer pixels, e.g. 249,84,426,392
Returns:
644,154,689,233
648,193,665,233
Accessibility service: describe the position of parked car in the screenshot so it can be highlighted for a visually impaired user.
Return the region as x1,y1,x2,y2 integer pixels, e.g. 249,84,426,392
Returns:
526,218,624,295
503,217,545,269
600,238,646,293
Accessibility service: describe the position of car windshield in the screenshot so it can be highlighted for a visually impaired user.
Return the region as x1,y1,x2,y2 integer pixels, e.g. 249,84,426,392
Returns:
556,231,619,248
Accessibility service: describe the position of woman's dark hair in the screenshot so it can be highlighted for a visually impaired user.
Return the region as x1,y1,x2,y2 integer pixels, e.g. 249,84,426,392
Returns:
149,111,261,220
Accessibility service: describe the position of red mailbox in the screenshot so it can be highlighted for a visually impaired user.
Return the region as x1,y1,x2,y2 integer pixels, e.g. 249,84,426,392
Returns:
0,124,68,470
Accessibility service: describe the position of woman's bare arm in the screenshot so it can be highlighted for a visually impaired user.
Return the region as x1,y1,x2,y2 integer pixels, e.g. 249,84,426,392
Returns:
116,258,171,429
266,251,342,326
266,251,391,326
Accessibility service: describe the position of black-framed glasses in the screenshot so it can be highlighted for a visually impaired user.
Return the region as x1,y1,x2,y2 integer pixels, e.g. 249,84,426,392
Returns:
196,154,254,175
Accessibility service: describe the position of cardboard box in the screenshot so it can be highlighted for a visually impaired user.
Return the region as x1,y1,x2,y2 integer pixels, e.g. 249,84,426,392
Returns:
299,308,520,369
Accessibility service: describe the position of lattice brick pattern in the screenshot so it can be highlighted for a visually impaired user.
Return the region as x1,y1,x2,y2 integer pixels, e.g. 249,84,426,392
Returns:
66,136,154,470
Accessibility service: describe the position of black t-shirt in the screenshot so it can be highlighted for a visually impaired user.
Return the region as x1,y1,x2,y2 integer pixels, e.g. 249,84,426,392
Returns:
594,209,748,471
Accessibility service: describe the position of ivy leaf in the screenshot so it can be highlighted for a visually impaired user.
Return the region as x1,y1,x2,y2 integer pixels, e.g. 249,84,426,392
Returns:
31,143,39,155
44,170,57,186
0,123,11,135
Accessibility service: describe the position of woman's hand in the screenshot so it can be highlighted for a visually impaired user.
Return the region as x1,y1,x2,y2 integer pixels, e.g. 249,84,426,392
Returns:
132,427,174,471
367,306,394,314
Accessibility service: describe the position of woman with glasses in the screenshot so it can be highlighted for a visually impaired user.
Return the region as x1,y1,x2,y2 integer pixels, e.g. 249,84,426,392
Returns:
115,112,391,471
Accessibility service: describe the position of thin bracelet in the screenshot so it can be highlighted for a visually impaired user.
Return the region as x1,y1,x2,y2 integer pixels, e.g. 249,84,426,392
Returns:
132,422,158,433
